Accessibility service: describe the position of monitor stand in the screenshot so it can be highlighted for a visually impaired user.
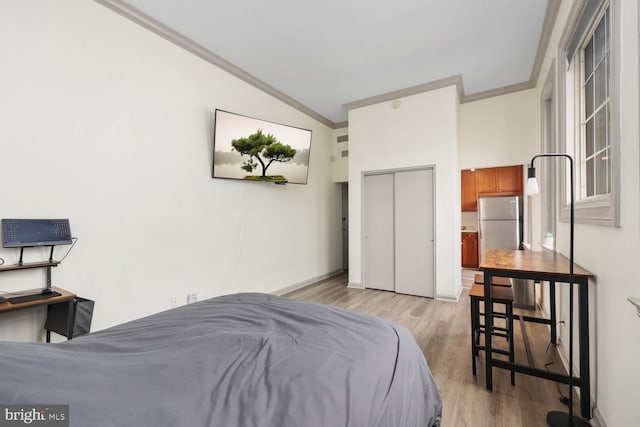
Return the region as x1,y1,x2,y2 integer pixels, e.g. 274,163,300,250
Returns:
18,245,56,266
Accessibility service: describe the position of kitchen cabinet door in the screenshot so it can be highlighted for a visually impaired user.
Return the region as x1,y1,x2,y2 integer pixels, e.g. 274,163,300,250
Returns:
477,168,499,193
461,232,479,268
461,169,478,211
477,165,523,195
496,165,523,193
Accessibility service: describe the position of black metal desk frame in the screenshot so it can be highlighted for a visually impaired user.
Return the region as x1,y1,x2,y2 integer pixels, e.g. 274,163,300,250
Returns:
0,294,75,342
482,268,590,419
0,261,75,342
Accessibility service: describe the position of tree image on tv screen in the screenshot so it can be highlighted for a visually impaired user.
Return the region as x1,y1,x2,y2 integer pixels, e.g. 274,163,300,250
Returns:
231,129,297,182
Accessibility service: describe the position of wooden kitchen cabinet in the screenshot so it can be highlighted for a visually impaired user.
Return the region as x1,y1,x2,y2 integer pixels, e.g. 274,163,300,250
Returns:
461,169,478,211
461,232,478,268
477,165,523,195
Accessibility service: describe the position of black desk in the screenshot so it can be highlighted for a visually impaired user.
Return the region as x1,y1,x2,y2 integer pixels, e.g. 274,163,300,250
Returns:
480,249,594,419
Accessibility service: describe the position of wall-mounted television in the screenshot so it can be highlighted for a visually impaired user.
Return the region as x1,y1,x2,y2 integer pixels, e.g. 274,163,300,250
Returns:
212,109,312,185
2,219,72,248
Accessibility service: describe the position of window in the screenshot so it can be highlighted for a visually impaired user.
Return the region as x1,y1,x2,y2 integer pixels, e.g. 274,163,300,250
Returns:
579,8,610,199
559,0,619,226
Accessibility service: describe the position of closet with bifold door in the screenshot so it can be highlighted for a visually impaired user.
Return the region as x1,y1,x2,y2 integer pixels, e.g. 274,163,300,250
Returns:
363,167,435,298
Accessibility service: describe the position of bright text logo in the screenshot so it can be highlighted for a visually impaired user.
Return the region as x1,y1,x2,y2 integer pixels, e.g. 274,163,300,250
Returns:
0,405,68,427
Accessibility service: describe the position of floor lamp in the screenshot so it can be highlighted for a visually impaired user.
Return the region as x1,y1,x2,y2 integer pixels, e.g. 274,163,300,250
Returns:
527,154,590,427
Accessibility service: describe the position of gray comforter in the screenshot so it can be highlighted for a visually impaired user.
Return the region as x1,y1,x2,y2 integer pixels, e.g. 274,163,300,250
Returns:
0,293,442,426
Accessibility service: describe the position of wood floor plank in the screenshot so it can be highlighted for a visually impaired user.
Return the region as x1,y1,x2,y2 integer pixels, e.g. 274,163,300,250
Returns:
285,272,581,427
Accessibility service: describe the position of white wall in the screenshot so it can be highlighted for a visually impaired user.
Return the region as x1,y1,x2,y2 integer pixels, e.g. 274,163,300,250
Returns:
459,89,539,244
348,87,461,300
0,1,342,340
530,0,640,425
332,127,349,182
459,89,539,169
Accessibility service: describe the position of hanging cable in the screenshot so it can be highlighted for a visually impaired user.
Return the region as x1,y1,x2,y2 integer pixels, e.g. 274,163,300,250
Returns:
58,237,78,263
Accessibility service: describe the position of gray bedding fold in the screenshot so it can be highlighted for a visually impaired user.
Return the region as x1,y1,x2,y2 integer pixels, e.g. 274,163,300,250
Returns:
0,293,442,426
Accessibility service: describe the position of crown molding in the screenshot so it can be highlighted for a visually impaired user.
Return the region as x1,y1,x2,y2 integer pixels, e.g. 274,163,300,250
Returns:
342,75,537,111
343,75,464,111
461,80,535,103
333,121,349,130
529,0,561,86
94,0,337,129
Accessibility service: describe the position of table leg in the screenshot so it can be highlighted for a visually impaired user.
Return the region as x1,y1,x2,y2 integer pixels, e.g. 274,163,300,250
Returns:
66,299,75,340
483,271,493,391
471,296,477,376
550,281,557,345
578,278,591,419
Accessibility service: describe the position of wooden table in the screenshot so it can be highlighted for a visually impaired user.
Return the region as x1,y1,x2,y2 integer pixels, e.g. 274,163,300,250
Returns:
0,286,76,341
480,249,594,419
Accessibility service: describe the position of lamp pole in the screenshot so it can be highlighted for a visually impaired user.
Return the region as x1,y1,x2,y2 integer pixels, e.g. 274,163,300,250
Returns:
527,154,589,427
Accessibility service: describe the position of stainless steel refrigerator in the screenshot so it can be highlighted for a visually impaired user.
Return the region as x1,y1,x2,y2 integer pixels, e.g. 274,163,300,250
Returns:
478,195,534,308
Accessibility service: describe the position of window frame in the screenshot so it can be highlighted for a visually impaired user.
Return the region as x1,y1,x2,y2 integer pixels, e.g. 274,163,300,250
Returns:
540,60,558,248
558,0,620,226
578,7,610,199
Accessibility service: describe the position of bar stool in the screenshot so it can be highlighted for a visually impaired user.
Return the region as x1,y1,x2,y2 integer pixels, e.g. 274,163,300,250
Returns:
474,273,512,287
470,284,515,385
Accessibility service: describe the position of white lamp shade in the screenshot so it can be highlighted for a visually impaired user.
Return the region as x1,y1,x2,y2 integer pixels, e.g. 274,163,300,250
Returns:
526,177,539,195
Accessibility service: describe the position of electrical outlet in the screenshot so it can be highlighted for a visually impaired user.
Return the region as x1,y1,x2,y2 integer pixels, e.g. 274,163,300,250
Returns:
187,293,198,304
170,297,178,308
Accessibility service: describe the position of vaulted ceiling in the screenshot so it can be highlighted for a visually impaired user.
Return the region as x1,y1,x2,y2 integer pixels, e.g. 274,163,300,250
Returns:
100,0,557,127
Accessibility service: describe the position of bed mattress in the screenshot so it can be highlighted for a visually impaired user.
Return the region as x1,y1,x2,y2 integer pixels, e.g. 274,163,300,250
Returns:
0,293,441,426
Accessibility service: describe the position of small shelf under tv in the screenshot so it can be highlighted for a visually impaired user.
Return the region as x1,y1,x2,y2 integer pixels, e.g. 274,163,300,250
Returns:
0,260,61,296
0,260,60,272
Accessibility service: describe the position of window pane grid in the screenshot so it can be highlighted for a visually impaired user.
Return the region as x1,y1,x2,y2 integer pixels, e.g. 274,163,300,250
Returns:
580,6,610,199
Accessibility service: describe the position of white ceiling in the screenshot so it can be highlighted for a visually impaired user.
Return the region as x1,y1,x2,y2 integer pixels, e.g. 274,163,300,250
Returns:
117,0,551,125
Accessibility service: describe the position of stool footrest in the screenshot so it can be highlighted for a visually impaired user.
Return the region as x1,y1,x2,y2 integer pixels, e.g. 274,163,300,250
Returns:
478,310,508,319
478,325,509,334
474,345,511,357
469,284,514,302
474,273,512,287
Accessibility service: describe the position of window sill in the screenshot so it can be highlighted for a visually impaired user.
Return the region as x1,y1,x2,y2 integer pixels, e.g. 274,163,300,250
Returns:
560,196,619,227
539,242,555,252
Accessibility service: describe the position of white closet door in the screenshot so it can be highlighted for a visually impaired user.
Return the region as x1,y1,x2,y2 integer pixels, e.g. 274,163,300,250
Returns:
364,173,394,291
394,168,435,298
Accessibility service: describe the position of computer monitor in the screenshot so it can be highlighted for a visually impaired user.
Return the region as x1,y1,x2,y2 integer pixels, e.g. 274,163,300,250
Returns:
2,219,72,248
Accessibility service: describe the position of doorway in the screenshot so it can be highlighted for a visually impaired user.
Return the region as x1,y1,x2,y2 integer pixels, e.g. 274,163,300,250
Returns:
341,183,348,271
363,166,435,298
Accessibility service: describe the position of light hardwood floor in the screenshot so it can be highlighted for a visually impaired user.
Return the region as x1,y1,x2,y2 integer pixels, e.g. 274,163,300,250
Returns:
285,272,582,427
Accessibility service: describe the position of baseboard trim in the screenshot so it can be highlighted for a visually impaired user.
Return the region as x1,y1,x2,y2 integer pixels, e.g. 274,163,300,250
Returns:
552,336,601,425
437,283,464,302
437,286,463,302
272,269,345,296
347,282,364,289
591,406,607,427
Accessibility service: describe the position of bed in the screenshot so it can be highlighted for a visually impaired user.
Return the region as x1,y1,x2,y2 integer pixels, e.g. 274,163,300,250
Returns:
0,293,442,426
